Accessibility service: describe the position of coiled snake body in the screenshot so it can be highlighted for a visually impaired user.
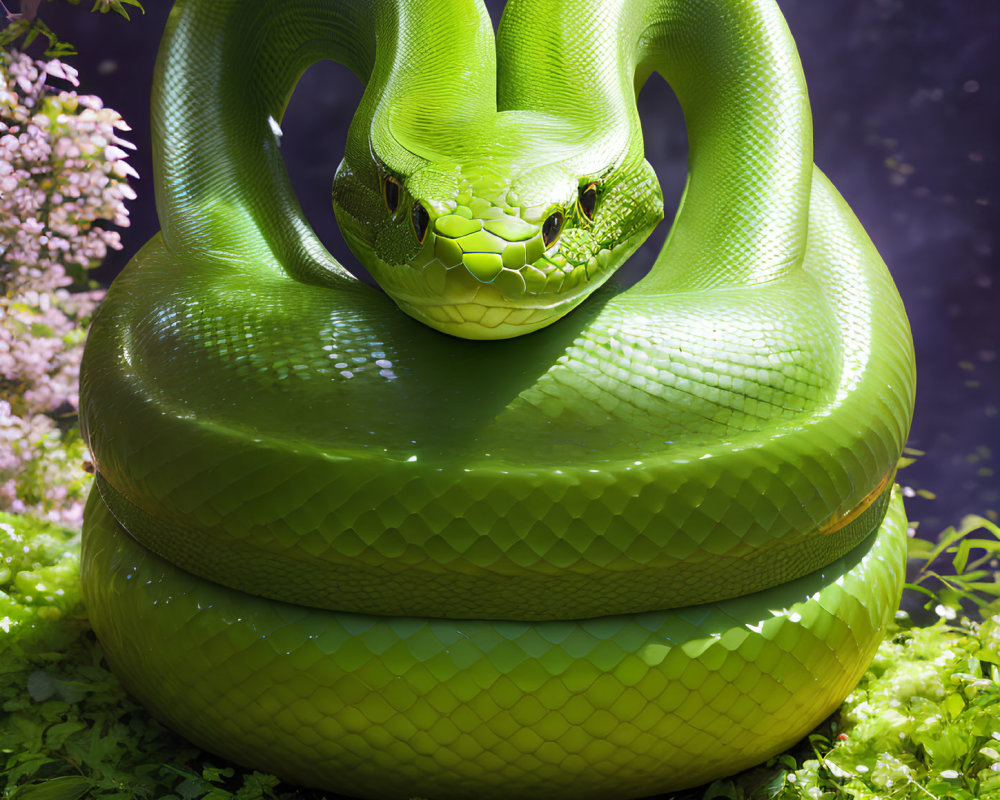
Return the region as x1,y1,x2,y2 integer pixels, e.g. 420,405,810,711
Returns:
80,0,916,797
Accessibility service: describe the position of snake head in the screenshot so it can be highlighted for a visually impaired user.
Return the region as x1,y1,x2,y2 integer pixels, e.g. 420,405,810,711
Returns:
332,113,663,340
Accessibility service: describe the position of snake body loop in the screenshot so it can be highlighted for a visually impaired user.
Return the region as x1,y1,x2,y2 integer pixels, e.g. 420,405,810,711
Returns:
80,0,916,796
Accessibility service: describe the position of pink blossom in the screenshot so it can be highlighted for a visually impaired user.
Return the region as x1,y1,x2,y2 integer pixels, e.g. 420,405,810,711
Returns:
1,50,135,527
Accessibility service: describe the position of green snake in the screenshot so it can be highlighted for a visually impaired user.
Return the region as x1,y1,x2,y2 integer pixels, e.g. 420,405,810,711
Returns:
79,0,916,796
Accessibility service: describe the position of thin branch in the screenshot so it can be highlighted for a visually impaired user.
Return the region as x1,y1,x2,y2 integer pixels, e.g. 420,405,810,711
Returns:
1,0,41,23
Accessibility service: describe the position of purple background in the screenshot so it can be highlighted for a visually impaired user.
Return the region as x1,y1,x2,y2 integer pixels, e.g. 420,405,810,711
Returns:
45,0,999,537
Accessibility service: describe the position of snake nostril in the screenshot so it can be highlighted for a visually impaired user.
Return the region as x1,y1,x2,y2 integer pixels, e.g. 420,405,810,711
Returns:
411,202,430,243
541,212,563,249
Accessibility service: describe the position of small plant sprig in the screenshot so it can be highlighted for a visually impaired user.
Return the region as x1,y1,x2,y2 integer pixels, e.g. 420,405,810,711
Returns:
0,1,145,58
907,514,1000,617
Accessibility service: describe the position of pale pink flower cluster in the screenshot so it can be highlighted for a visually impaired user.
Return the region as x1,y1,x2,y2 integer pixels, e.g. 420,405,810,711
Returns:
1,49,136,527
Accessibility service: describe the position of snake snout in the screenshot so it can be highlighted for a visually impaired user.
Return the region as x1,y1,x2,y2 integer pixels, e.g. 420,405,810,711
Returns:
429,212,544,284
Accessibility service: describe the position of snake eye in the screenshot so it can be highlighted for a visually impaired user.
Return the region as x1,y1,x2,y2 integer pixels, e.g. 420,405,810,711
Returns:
383,175,401,216
578,182,598,220
541,212,563,248
411,201,429,243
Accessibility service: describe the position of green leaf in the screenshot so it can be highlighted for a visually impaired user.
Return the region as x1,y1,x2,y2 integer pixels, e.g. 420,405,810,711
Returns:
22,23,41,49
3,756,62,788
80,720,125,773
175,777,210,800
7,16,78,58
234,771,280,800
13,776,92,800
202,766,236,784
907,536,937,559
960,515,1000,539
944,691,967,720
0,18,32,48
89,0,145,19
44,720,89,748
903,582,940,602
963,581,1000,596
25,670,92,703
162,765,214,800
924,525,972,569
701,779,741,799
952,538,1000,576
26,671,58,702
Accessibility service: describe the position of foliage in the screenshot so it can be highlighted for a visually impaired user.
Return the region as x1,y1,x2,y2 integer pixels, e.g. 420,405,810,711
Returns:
0,48,135,526
0,510,997,800
907,514,1000,617
0,1,145,58
70,1,145,21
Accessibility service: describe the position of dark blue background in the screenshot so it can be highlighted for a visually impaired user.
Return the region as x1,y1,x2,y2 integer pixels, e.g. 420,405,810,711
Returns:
49,0,999,537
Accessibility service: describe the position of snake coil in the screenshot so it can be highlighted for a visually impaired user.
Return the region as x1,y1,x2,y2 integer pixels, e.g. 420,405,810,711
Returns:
80,0,916,797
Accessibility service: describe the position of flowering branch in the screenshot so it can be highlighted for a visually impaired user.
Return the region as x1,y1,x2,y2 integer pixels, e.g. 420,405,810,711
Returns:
1,49,136,526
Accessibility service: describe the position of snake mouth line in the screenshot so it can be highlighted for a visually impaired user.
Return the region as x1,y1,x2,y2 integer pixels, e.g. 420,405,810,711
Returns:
412,243,616,300
389,250,619,335
368,237,627,336
405,300,564,330
818,468,896,537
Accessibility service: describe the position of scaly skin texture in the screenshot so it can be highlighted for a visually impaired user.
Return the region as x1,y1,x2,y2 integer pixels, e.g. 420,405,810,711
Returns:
79,0,917,796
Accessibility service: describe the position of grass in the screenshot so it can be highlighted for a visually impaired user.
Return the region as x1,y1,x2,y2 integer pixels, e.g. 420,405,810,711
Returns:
1,510,998,800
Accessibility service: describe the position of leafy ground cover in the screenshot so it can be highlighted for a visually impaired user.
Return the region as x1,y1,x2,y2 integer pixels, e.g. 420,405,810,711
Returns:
1,509,998,800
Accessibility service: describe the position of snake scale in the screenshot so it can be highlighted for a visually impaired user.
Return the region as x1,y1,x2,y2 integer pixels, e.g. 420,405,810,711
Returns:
79,0,916,797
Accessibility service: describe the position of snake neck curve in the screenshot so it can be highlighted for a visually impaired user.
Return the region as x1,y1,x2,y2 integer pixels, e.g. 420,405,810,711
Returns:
498,0,813,294
154,0,813,341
